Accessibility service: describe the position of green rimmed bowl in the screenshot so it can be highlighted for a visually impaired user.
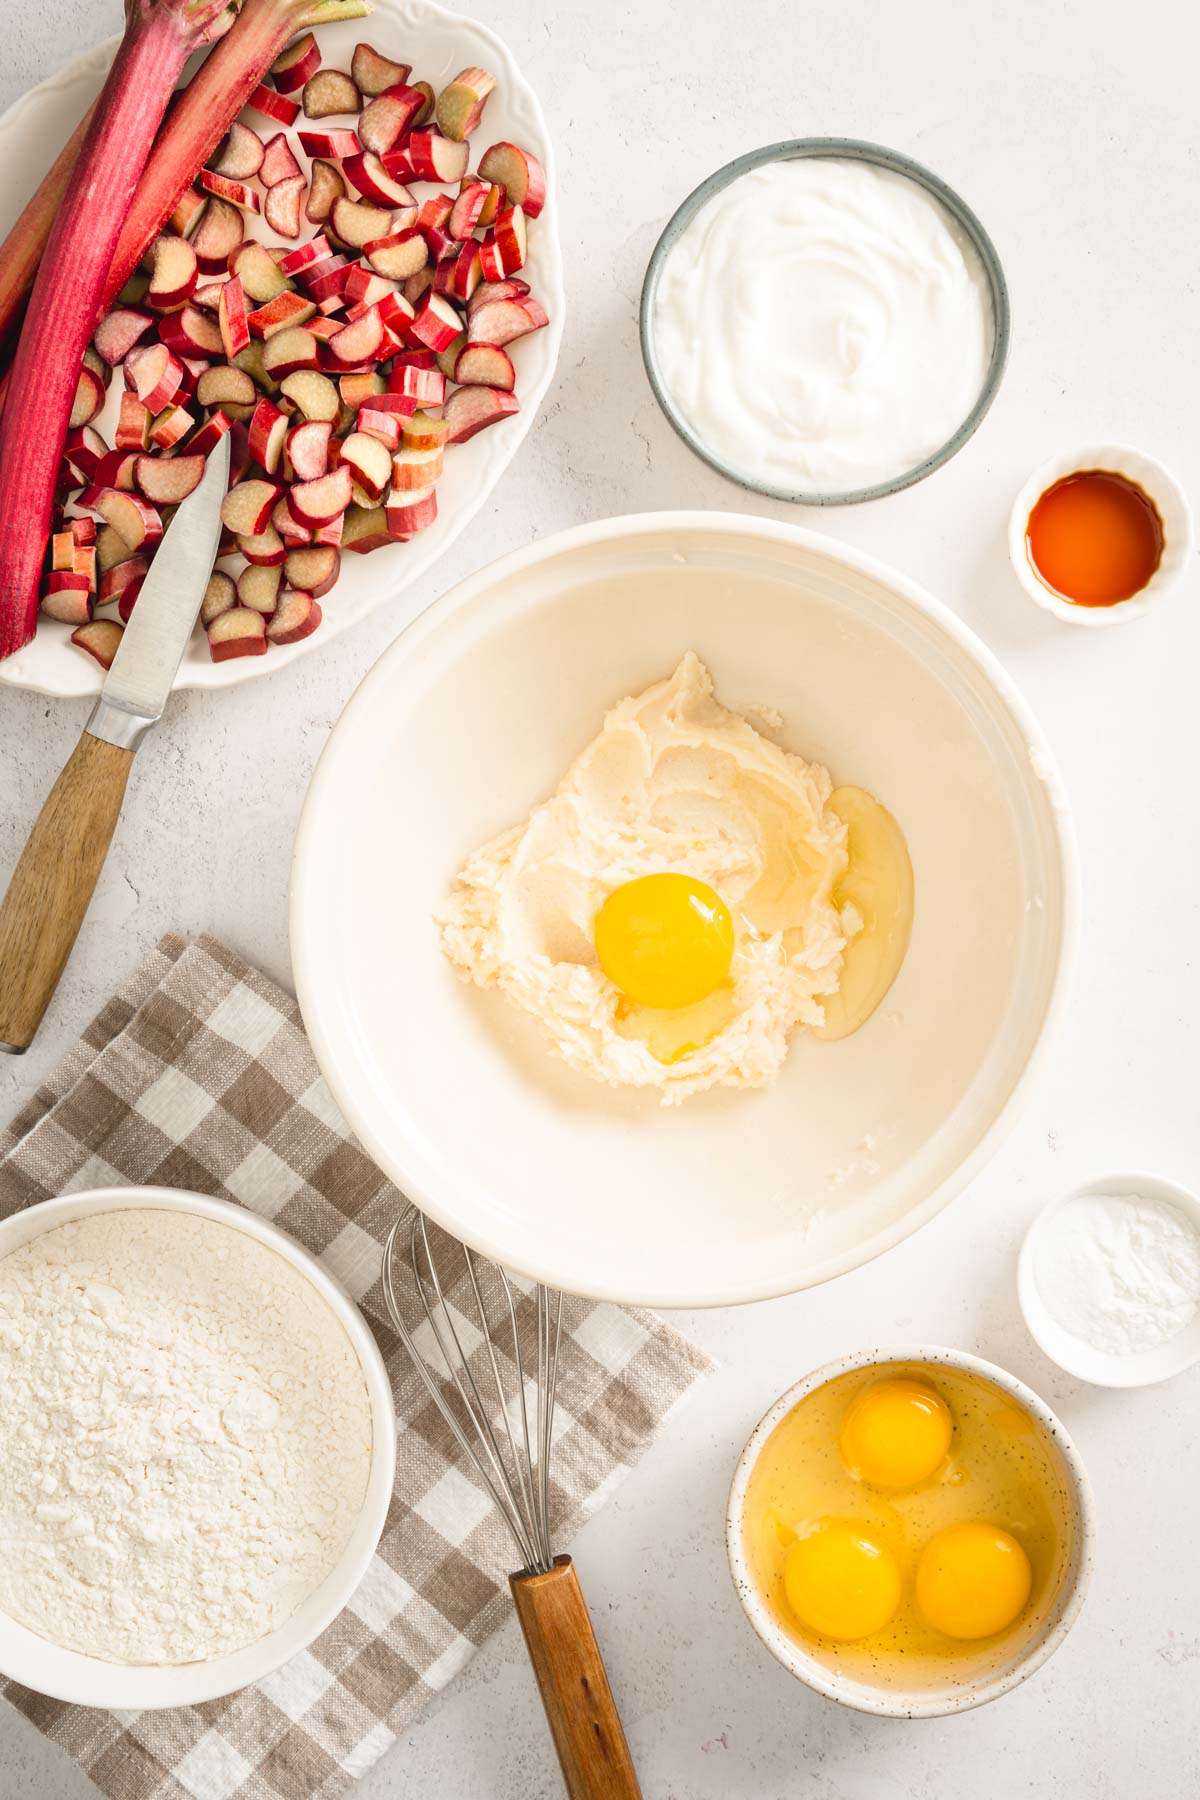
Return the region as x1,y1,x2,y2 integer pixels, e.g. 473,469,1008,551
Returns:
639,138,1011,507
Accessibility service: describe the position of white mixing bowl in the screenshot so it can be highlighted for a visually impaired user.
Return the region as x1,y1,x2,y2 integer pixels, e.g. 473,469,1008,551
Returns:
291,514,1077,1307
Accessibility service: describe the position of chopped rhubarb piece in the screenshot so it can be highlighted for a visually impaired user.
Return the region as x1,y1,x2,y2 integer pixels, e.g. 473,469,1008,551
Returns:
263,326,321,379
341,502,392,552
191,196,245,271
479,141,547,218
390,443,444,490
94,308,154,367
280,369,339,422
284,544,339,595
150,404,195,450
328,306,386,365
435,67,496,141
466,295,549,347
196,364,256,408
279,236,331,278
340,430,392,500
407,292,462,353
210,120,265,181
388,360,445,407
493,204,527,274
237,560,282,614
265,175,306,239
237,524,286,566
288,464,352,526
298,128,361,160
158,303,224,358
356,404,401,449
449,181,488,241
220,478,281,536
304,69,359,117
303,256,352,304
201,569,236,625
267,588,322,643
247,82,300,126
71,619,124,668
455,340,515,390
406,131,469,183
248,396,288,473
366,228,427,282
351,42,411,96
249,291,317,339
170,187,207,239
100,554,149,606
342,151,415,209
186,410,234,458
444,383,520,442
217,276,250,358
148,234,199,310
136,453,205,505
96,488,163,550
207,606,267,660
64,426,108,483
330,196,393,251
306,158,346,223
385,483,438,539
271,31,321,94
200,169,261,213
51,529,77,573
437,243,482,304
358,85,426,156
116,393,152,450
128,343,187,412
70,366,107,429
42,582,94,626
260,130,303,188
468,276,531,313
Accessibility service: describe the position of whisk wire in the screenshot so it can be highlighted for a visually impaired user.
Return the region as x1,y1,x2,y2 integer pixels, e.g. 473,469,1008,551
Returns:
382,1209,561,1577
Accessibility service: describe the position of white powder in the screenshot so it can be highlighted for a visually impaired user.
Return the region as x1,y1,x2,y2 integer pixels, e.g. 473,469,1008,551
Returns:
1034,1191,1200,1356
0,1210,373,1665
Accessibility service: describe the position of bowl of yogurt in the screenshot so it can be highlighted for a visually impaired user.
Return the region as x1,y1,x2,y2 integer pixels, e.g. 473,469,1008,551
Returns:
640,140,1009,506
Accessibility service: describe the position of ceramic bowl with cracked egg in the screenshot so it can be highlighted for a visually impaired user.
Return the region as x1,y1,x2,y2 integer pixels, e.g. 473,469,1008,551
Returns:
727,1346,1094,1717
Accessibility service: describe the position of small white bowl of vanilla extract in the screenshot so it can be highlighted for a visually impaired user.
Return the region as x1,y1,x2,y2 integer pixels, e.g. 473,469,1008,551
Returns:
1009,443,1193,626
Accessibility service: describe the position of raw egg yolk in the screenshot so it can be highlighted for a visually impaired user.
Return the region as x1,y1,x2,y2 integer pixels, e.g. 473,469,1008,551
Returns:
594,873,734,1010
783,1521,902,1642
915,1521,1032,1640
839,1378,953,1489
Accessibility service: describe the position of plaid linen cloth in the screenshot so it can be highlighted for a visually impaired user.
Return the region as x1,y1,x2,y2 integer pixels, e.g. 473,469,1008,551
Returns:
0,934,713,1800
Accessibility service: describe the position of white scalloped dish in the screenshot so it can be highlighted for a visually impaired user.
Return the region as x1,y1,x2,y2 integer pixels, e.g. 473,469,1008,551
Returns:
0,0,562,697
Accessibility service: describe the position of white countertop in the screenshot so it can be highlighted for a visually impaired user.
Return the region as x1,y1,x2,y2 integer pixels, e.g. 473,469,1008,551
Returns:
1,1,1197,1794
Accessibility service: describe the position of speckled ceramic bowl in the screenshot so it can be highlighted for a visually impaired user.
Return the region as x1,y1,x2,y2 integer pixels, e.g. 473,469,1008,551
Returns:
639,138,1010,506
726,1347,1094,1717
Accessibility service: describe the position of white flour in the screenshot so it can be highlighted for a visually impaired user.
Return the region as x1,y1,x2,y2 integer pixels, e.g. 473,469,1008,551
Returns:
0,1210,373,1665
1034,1191,1200,1356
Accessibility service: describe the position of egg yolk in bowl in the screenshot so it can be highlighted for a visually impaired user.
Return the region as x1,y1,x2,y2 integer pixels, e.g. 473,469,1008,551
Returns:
741,1361,1076,1690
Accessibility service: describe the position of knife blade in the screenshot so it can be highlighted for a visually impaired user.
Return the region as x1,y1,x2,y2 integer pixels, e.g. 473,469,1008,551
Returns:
95,430,231,738
0,434,230,1052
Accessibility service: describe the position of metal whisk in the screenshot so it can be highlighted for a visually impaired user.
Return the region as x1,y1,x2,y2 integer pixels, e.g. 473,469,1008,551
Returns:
382,1211,641,1800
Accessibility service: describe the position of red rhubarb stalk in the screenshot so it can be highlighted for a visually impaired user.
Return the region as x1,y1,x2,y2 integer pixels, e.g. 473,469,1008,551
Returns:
0,0,372,366
0,0,236,660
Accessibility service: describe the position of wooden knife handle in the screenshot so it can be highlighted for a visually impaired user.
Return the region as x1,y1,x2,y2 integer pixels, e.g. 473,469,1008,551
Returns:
510,1556,642,1800
0,731,134,1052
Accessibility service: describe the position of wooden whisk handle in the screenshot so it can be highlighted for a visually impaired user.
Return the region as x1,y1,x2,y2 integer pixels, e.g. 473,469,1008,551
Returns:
510,1555,642,1800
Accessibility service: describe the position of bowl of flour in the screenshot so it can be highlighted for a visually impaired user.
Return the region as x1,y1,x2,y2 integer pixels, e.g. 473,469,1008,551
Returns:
0,1188,396,1707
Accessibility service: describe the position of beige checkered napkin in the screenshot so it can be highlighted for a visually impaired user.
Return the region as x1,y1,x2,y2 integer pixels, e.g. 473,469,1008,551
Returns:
0,934,713,1800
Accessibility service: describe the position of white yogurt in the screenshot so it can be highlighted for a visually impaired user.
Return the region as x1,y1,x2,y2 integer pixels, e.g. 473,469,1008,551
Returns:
652,157,994,496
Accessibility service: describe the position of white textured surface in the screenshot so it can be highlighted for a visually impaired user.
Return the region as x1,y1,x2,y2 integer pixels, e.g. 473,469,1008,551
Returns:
0,0,1197,1795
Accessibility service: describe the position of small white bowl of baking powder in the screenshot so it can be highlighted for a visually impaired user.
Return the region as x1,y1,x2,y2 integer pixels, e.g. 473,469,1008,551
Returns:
1019,1171,1200,1387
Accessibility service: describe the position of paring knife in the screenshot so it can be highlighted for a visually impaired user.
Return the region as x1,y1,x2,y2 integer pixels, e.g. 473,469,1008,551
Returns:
0,434,231,1053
